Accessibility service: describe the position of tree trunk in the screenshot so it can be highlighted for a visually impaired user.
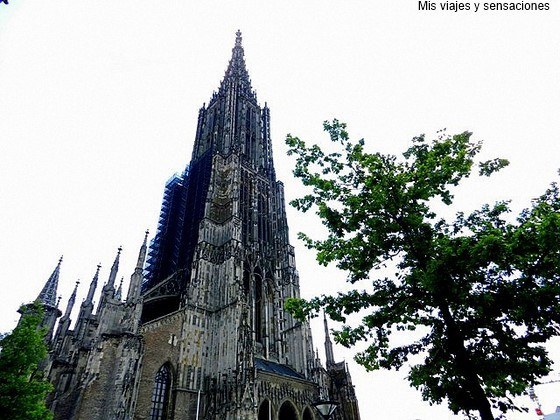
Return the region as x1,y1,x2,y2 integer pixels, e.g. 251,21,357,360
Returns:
401,221,495,419
438,304,494,420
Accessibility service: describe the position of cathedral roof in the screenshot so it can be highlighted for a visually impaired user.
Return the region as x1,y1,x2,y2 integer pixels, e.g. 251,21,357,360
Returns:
255,358,305,380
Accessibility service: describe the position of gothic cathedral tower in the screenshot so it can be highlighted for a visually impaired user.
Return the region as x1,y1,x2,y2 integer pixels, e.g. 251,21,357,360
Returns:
25,31,360,420
137,30,330,419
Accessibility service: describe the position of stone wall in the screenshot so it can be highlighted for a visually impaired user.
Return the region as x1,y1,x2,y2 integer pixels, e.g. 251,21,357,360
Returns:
134,310,183,419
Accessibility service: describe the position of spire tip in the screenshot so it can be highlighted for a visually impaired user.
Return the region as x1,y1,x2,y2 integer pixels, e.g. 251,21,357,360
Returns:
235,30,242,47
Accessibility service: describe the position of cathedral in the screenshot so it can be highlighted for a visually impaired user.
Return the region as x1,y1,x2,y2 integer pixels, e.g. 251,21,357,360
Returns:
22,32,361,420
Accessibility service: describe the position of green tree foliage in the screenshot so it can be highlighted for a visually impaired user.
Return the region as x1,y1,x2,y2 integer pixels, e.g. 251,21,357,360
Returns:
0,302,53,420
285,120,560,420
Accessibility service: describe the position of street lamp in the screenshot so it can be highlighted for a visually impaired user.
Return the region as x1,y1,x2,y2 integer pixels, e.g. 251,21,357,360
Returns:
313,400,339,419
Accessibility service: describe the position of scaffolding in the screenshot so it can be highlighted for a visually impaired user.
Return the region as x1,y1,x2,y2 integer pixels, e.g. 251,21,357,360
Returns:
142,150,213,293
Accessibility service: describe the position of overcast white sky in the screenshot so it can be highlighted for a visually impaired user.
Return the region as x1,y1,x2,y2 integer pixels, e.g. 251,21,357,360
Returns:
1,1,559,418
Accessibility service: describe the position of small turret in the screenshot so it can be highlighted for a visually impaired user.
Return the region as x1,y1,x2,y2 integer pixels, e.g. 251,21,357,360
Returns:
53,280,79,352
322,313,361,419
102,247,122,298
115,277,124,301
85,264,101,305
136,232,148,270
324,311,335,367
75,264,101,343
97,248,122,313
127,231,149,303
64,280,80,319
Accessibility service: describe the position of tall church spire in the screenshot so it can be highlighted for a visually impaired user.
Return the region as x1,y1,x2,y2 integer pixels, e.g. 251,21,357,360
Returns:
149,30,274,288
37,256,63,307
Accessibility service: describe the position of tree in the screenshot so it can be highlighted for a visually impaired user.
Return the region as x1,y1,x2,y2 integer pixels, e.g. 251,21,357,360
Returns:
285,120,560,420
0,302,53,420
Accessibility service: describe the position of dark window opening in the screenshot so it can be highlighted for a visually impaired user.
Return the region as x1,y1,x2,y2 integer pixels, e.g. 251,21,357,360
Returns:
255,273,263,343
258,399,271,420
150,364,171,420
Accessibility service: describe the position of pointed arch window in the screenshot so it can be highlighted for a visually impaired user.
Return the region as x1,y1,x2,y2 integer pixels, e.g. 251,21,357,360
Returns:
255,272,263,344
150,364,171,420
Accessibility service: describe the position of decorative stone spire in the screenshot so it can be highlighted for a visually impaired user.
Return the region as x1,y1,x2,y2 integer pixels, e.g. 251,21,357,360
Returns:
136,231,149,271
105,246,122,290
115,277,124,301
75,265,100,342
95,247,122,312
324,311,335,367
85,264,101,305
53,280,79,351
63,281,79,318
36,256,63,307
127,230,149,302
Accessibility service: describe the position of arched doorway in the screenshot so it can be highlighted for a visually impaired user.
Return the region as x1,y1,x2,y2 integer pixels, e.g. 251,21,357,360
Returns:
302,406,314,420
258,399,272,420
278,400,298,420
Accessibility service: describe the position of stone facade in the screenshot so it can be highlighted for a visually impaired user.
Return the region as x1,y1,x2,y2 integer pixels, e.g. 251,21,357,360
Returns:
22,32,360,420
